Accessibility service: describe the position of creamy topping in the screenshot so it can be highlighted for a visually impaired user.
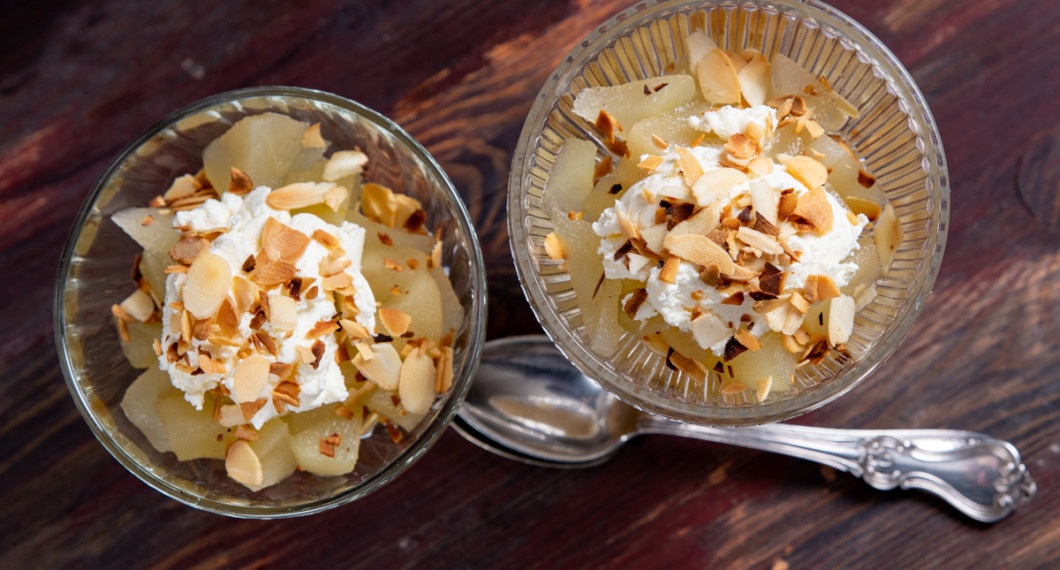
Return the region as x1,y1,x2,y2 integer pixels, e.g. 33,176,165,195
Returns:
593,116,867,356
159,187,376,428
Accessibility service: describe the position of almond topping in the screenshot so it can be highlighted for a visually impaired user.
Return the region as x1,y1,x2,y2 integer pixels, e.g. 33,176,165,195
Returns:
169,235,209,265
675,147,704,187
733,328,761,351
543,232,565,260
262,218,310,263
858,169,877,188
266,182,336,210
340,318,371,340
785,155,829,189
306,320,340,339
595,110,622,143
658,254,682,283
637,155,664,171
182,252,232,319
663,233,735,275
322,150,368,181
379,307,412,337
696,48,741,104
249,261,297,288
228,167,253,195
399,349,437,415
311,229,340,249
845,197,881,221
232,355,270,404
735,226,784,255
225,441,263,487
691,168,748,207
791,187,834,234
805,274,841,305
268,294,298,331
651,133,669,149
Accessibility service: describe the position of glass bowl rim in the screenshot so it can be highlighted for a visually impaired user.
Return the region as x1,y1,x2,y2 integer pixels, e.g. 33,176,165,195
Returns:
54,85,488,518
507,0,949,425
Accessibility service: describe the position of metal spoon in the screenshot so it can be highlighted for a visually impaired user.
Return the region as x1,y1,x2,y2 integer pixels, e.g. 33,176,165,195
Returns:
454,335,1036,522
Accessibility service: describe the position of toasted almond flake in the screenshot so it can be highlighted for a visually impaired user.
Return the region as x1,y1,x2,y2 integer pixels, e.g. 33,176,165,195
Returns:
340,318,371,340
119,289,155,322
843,196,881,221
735,226,784,255
232,355,270,403
163,173,200,202
299,122,326,149
790,291,810,314
691,167,748,207
164,264,188,274
697,48,741,104
353,342,402,390
663,233,735,275
781,334,804,353
777,190,799,220
324,185,349,211
637,154,663,171
169,194,214,211
183,252,231,319
226,440,263,486
784,155,828,189
593,155,613,179
874,202,902,270
311,229,340,249
267,294,298,331
169,235,209,265
435,346,455,393
737,52,770,107
651,133,669,149
827,294,855,346
675,147,704,187
383,258,404,272
720,381,747,394
543,232,565,260
658,255,682,283
262,218,310,264
272,381,300,406
231,276,255,315
804,120,825,139
218,404,246,427
322,150,368,181
269,361,294,379
725,133,760,160
857,168,877,188
430,240,443,269
227,167,253,195
319,251,351,276
791,187,833,234
249,260,297,288
140,214,155,227
399,349,436,415
805,274,841,305
668,351,706,381
306,320,340,339
733,328,761,351
266,182,335,210
379,307,412,336
755,376,773,402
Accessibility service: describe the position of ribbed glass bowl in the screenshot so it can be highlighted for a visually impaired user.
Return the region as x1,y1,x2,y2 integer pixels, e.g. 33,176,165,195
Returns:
508,0,948,425
55,87,487,517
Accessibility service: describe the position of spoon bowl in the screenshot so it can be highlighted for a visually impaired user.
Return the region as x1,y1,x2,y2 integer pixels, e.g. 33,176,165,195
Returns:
457,336,1036,523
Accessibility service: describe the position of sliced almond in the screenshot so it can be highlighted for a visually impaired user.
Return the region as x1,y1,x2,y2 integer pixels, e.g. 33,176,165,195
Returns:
690,312,730,351
322,150,368,181
733,328,761,351
379,307,412,336
595,110,622,143
268,294,298,331
352,342,402,390
231,276,256,314
300,122,326,148
340,318,370,340
755,376,773,402
827,294,855,346
737,52,770,107
658,254,682,283
319,251,352,276
747,156,774,177
696,48,741,105
805,274,841,305
616,209,640,240
785,155,828,189
651,133,669,150
874,202,902,270
668,351,706,382
249,260,297,288
311,229,340,249
399,349,437,415
691,168,748,207
663,233,735,275
543,232,565,260
323,185,349,211
163,173,200,202
262,218,310,263
169,235,209,265
725,133,760,160
675,147,704,187
845,196,882,221
225,440,264,487
637,154,664,171
669,205,719,238
791,186,834,234
232,355,271,403
266,182,335,210
229,167,253,195
735,226,784,255
435,346,455,393
182,252,232,319
218,404,246,428
119,289,155,322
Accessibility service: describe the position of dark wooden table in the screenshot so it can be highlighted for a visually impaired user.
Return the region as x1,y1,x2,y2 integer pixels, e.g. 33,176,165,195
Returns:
2,0,1058,567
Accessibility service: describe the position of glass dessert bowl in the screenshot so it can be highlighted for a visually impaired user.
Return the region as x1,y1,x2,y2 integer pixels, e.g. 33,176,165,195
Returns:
55,87,487,517
508,0,948,426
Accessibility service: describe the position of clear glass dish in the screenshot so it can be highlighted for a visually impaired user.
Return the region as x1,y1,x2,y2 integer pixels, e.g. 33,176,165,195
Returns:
55,86,487,517
508,0,948,426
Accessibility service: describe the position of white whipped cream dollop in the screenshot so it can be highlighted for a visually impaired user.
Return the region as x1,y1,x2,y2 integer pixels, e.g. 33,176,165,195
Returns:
159,187,375,428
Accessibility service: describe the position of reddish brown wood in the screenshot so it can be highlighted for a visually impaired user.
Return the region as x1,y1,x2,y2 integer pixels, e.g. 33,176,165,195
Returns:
1,0,1058,567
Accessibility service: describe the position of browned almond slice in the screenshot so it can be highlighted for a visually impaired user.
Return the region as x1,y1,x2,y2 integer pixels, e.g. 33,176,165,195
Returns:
119,289,155,322
225,440,264,487
543,232,566,260
339,318,371,340
658,254,682,283
691,167,748,207
399,349,437,415
616,209,640,240
250,261,297,288
735,226,784,255
755,376,773,402
675,147,704,187
669,205,720,238
696,48,741,105
268,294,298,331
668,351,706,382
163,173,200,202
352,342,402,390
595,110,622,143
324,185,349,211
169,235,209,265
845,196,882,221
725,133,760,160
435,346,455,393
791,187,834,234
218,404,246,428
231,276,256,314
651,133,669,149
183,252,232,319
321,271,353,291
266,182,336,210
322,150,368,181
319,251,351,276
874,202,902,270
311,229,340,249
737,52,770,107
806,274,841,304
379,307,412,336
785,155,828,189
664,233,735,275
228,167,253,195
827,294,855,345
733,328,761,351
804,120,825,139
637,154,663,171
232,355,271,403
262,218,310,263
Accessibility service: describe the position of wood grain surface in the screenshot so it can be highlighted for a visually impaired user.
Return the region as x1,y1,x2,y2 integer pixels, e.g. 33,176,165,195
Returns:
2,0,1058,567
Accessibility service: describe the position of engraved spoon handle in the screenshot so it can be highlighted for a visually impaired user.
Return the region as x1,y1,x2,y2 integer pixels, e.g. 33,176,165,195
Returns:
641,420,1036,522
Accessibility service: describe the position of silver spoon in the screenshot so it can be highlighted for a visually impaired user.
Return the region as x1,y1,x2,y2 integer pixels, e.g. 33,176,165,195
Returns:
454,335,1036,523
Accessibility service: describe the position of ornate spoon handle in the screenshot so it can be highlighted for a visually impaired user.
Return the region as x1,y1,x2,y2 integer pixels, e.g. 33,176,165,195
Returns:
644,420,1036,522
